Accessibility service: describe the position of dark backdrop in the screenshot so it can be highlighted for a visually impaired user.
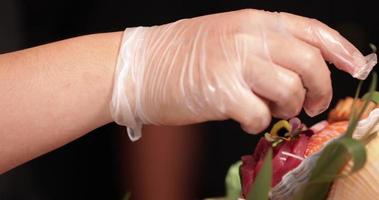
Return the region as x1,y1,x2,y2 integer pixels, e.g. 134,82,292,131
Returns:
0,0,378,199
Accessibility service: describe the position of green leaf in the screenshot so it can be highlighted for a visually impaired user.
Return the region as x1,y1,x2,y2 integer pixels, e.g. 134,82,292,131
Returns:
338,137,366,173
362,91,379,104
247,148,272,200
292,138,366,200
293,72,377,200
225,161,242,200
346,72,376,138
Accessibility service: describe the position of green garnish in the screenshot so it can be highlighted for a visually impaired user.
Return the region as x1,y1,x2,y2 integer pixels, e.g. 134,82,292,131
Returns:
247,148,272,200
293,72,377,200
362,91,379,104
225,161,242,200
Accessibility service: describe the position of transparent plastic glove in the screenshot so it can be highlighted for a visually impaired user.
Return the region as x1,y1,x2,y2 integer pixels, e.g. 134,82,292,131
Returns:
110,9,377,141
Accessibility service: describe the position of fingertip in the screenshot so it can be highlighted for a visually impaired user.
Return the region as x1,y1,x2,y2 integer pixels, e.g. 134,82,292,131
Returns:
241,114,271,134
277,12,376,78
304,88,332,117
352,53,377,80
241,124,258,134
304,107,320,117
312,25,378,79
228,91,271,135
304,100,330,117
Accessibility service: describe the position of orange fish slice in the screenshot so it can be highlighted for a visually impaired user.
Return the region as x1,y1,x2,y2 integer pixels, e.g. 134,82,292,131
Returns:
328,97,377,123
305,121,348,157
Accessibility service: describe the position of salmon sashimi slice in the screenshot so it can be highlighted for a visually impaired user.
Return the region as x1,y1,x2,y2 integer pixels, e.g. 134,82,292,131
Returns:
305,121,348,157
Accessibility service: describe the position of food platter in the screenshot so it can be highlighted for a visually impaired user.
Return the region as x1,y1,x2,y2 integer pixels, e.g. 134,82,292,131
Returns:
201,72,379,200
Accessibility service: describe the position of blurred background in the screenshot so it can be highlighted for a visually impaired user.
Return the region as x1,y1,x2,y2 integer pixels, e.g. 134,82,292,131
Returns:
0,0,378,199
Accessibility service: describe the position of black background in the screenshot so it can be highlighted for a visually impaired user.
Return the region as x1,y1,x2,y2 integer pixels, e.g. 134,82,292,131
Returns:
0,0,378,199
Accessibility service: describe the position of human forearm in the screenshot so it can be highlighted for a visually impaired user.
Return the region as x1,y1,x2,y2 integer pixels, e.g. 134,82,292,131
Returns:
0,32,122,173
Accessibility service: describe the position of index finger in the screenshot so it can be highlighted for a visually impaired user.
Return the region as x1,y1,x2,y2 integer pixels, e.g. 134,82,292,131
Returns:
277,12,377,79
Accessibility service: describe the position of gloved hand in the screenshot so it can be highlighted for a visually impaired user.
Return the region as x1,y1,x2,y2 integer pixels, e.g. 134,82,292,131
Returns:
110,9,377,141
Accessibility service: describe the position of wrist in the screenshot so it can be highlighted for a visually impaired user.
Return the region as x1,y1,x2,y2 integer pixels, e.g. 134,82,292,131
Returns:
110,27,149,140
87,31,124,125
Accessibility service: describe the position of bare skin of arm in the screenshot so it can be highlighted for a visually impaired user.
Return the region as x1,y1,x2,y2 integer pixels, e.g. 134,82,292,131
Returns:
0,32,123,174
